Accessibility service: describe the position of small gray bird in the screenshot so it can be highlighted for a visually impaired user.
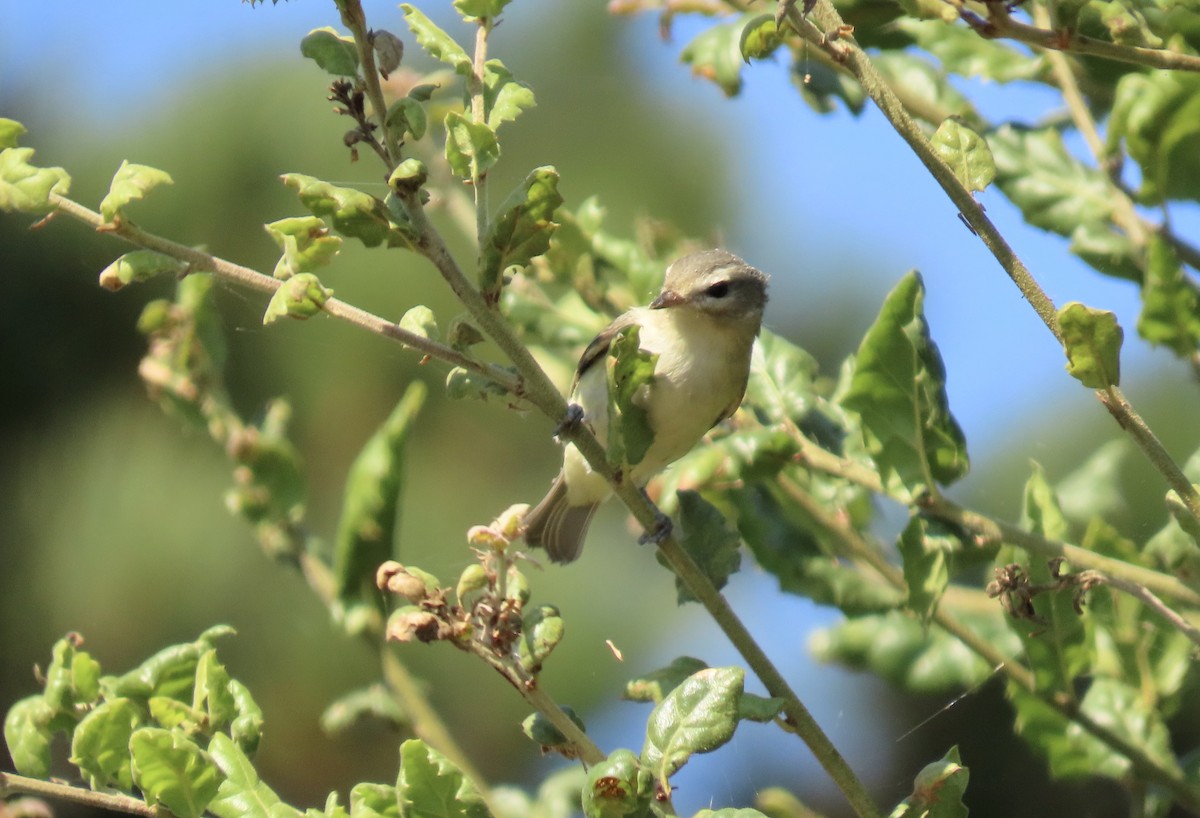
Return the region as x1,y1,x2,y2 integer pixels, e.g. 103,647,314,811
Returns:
522,249,769,562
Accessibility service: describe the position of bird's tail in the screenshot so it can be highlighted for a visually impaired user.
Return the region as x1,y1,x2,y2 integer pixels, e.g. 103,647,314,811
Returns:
522,474,598,563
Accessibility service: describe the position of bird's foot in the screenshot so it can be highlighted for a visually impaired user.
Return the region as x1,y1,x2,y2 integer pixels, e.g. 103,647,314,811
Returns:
638,510,673,546
553,403,585,438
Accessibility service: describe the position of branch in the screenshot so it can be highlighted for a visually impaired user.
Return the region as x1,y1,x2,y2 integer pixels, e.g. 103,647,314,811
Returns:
46,194,520,398
339,0,400,167
965,4,1200,74
467,19,494,243
0,773,159,818
1098,386,1200,531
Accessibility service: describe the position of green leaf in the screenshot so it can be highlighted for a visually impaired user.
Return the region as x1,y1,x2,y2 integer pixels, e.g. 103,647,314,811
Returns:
99,249,187,291
1057,302,1122,389
872,52,971,121
1109,72,1200,204
264,216,343,280
989,125,1114,236
483,60,535,129
399,306,440,342
443,112,500,179
401,5,471,72
193,649,236,734
71,698,141,790
300,27,360,76
606,324,658,468
129,727,225,818
896,19,1042,83
744,329,819,426
208,733,303,818
385,97,429,142
641,666,743,786
0,117,27,148
333,381,427,632
40,636,102,716
1067,222,1141,282
737,694,786,724
263,273,333,325
281,173,407,249
656,490,741,604
0,146,71,213
480,167,562,304
791,56,867,116
1138,235,1200,356
1009,678,1180,781
453,0,512,19
521,707,586,755
810,610,1011,694
445,366,513,403
733,483,901,615
740,14,784,61
100,160,173,223
841,271,969,501
350,783,401,818
517,605,565,675
582,749,653,818
1055,439,1130,524
396,739,492,818
623,657,710,704
889,746,968,818
102,639,205,703
321,684,408,734
897,517,953,623
4,696,56,777
681,19,745,97
931,117,995,193
228,679,263,756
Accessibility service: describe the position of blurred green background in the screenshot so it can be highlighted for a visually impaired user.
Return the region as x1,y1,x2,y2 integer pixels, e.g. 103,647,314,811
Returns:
3,2,1198,817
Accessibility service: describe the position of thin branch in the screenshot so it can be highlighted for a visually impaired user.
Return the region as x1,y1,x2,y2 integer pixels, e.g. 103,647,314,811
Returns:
1079,571,1200,650
0,773,158,818
1098,386,1200,531
965,4,1200,74
46,193,519,397
339,0,400,167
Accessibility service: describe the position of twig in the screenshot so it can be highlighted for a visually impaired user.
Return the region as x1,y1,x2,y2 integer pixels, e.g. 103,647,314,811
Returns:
1098,386,1200,531
339,0,400,167
46,193,519,397
1079,571,1200,650
964,4,1200,74
0,773,159,818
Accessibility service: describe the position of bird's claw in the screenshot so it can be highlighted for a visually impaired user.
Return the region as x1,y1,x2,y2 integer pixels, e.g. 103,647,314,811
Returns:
638,512,673,546
553,403,585,438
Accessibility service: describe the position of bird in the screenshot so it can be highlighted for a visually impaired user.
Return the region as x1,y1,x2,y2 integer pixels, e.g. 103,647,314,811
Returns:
522,248,769,563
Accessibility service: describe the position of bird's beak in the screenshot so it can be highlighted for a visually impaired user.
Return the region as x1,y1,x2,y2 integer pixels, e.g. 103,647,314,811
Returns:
650,289,685,310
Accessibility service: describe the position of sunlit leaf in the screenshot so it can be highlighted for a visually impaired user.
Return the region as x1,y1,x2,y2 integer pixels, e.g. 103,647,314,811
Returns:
401,5,470,72
606,324,658,468
208,733,303,818
396,739,491,818
483,60,535,129
841,271,968,501
100,160,173,223
890,746,969,818
129,727,224,818
1057,302,1122,389
71,698,141,790
0,146,70,213
443,112,500,179
299,27,359,76
480,166,562,303
931,117,995,193
641,667,743,786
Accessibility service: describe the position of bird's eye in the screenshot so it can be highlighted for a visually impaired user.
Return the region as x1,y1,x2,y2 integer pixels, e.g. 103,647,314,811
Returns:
705,281,730,298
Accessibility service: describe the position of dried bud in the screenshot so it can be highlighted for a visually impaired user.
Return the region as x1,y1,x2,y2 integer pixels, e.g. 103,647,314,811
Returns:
376,561,440,602
386,606,451,643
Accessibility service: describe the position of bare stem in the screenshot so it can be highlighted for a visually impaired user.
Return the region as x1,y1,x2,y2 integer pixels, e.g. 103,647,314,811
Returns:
1081,571,1200,650
0,773,159,818
1098,386,1200,530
